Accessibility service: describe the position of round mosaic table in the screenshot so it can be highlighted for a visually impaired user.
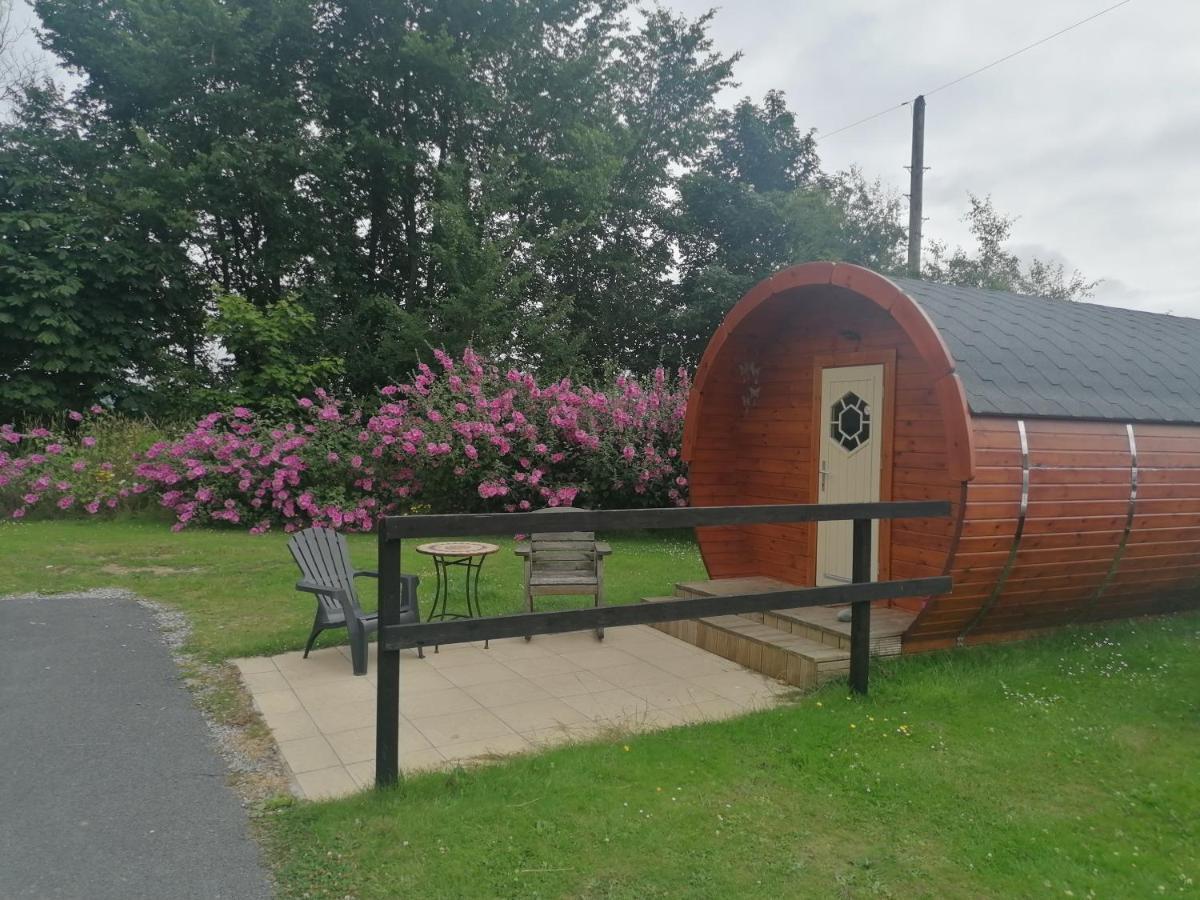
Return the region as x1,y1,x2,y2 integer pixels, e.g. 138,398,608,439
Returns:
415,541,500,622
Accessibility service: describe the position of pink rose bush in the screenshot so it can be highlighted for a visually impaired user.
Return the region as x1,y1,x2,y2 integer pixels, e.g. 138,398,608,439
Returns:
0,407,151,520
0,351,691,533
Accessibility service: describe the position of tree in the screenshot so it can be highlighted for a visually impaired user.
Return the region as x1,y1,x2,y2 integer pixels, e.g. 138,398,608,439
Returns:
670,92,906,364
922,194,1098,299
28,0,738,393
0,85,204,421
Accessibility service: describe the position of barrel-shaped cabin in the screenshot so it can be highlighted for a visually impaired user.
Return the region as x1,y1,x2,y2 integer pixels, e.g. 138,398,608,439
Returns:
683,261,1200,651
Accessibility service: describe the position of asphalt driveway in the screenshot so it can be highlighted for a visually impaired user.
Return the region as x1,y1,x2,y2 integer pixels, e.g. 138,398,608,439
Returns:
0,590,272,899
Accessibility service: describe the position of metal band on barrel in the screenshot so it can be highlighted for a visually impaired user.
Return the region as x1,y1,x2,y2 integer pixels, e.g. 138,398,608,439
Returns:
959,418,1029,644
1083,423,1138,616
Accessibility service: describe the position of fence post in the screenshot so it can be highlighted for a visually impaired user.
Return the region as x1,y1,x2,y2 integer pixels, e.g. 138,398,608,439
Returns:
849,518,872,696
375,527,402,787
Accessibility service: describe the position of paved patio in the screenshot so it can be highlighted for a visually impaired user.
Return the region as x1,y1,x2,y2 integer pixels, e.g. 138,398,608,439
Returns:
235,625,791,800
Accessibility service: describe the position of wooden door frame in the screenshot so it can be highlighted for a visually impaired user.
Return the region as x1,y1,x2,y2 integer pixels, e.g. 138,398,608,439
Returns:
808,350,897,585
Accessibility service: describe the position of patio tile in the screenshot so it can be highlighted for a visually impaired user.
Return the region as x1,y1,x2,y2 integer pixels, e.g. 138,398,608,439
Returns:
526,670,615,698
537,631,608,651
260,708,320,742
522,721,608,747
463,678,552,708
502,655,581,679
295,765,359,801
438,733,531,764
239,669,290,693
345,760,376,789
562,647,642,670
304,699,376,734
232,656,278,675
253,689,303,717
440,661,518,688
402,748,448,773
690,671,786,705
326,727,375,765
651,653,743,679
669,697,747,724
626,679,721,710
399,686,481,719
278,735,341,774
489,697,590,733
423,646,493,669
478,638,556,661
393,665,455,694
273,664,355,688
410,708,516,747
246,615,785,803
562,688,650,723
270,650,313,670
287,678,375,706
587,661,676,689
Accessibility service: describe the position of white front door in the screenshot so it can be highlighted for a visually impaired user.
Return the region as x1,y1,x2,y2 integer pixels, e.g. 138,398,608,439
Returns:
816,364,884,585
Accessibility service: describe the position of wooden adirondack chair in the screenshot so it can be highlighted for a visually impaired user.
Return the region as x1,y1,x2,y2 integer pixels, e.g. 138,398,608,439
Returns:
288,527,422,675
514,507,611,641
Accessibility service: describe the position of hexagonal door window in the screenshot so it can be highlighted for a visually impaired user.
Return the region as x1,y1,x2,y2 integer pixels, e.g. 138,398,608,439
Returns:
830,391,871,451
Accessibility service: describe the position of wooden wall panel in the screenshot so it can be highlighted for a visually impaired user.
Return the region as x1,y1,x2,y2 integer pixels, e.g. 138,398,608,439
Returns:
905,416,1200,651
687,284,962,607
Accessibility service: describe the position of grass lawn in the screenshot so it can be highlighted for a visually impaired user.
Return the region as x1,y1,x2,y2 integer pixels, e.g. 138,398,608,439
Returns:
3,519,1198,897
266,614,1200,899
0,519,705,662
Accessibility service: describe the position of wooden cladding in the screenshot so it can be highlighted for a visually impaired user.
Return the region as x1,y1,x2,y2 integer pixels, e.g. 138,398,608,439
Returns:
685,262,1200,655
687,279,962,611
904,417,1200,650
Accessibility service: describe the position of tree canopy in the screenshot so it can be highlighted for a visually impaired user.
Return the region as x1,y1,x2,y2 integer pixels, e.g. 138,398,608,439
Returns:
0,1,1091,420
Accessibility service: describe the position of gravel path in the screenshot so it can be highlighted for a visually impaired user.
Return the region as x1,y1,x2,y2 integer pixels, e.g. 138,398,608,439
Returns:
0,590,272,899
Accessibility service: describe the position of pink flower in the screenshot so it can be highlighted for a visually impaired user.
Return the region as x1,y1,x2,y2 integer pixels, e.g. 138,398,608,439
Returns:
72,460,87,473
326,452,339,463
57,496,74,509
89,405,104,415
12,507,25,519
68,411,83,422
85,501,100,514
622,445,636,460
81,436,97,448
380,385,399,396
46,443,63,455
298,398,314,409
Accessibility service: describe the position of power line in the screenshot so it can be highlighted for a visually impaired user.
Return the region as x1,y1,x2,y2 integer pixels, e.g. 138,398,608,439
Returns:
819,0,1135,139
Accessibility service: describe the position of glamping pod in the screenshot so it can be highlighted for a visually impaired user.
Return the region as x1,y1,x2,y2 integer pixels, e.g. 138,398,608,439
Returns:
683,262,1200,651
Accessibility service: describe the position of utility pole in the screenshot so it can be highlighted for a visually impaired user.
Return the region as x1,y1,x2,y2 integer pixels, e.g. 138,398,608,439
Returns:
906,94,926,277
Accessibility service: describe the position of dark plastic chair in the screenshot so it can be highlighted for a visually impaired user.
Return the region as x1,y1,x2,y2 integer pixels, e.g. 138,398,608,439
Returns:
287,527,422,675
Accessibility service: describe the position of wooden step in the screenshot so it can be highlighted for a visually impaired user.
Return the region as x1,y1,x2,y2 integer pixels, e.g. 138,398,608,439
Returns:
674,577,796,600
642,597,849,689
673,578,915,658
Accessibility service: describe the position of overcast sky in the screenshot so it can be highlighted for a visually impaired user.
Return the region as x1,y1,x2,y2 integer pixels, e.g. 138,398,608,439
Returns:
9,0,1198,316
667,0,1200,317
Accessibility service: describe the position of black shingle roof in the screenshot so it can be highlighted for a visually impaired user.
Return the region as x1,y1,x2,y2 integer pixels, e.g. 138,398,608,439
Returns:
887,276,1200,424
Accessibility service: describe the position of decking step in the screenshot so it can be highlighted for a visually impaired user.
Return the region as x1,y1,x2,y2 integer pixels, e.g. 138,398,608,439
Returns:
641,597,849,689
673,578,915,659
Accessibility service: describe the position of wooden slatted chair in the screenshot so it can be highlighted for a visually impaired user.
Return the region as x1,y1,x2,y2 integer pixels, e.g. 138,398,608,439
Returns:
514,507,611,641
287,527,422,675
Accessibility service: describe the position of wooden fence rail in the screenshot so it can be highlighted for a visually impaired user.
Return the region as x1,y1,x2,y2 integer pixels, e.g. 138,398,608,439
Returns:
374,501,952,787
